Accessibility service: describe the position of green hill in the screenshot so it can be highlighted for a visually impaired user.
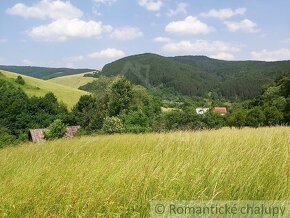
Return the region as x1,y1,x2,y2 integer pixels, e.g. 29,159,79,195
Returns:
0,65,94,80
48,73,97,89
0,70,88,109
101,53,290,99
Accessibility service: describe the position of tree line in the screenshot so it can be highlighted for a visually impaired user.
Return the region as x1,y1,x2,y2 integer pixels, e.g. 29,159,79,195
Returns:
0,74,289,148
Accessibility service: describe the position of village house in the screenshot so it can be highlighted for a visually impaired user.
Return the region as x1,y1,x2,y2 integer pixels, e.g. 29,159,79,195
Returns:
212,107,228,116
28,126,80,143
195,107,209,115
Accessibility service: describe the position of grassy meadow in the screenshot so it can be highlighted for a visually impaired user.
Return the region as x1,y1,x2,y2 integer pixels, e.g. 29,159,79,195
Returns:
49,73,96,89
0,127,289,217
0,71,89,109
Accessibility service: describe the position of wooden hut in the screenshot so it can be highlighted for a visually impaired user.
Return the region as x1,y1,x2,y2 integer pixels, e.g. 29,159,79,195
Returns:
28,126,80,143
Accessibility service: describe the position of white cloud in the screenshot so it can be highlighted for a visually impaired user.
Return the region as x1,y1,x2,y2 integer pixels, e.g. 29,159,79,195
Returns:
110,27,143,40
162,40,240,59
137,0,163,11
87,48,125,59
28,18,112,41
224,19,260,33
210,52,235,60
201,8,246,19
165,16,215,35
6,0,82,20
64,48,125,68
167,3,187,17
153,37,172,43
251,49,290,61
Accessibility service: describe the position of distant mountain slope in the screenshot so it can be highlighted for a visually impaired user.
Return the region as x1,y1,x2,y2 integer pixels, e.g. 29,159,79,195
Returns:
0,65,94,80
0,70,88,109
101,53,216,96
49,73,97,89
101,53,290,99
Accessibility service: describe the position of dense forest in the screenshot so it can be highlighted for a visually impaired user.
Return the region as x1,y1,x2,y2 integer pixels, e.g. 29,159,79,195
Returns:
101,53,290,99
0,65,93,79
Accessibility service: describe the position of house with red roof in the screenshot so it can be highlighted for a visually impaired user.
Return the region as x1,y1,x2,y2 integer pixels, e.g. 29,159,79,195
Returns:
212,107,228,116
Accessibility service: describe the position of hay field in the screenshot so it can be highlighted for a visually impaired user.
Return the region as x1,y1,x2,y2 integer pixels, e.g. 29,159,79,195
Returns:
0,127,289,217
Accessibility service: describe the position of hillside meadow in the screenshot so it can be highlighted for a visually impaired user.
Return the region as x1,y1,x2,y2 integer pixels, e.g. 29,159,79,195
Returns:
0,71,89,109
49,73,96,89
0,127,289,217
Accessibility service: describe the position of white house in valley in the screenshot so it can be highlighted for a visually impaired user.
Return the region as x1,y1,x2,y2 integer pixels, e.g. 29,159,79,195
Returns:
196,108,209,115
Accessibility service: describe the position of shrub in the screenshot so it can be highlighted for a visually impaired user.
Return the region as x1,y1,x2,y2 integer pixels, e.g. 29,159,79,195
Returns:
263,106,283,126
15,76,25,85
0,128,16,148
45,119,67,140
102,117,124,134
246,107,266,127
121,111,150,133
227,109,247,128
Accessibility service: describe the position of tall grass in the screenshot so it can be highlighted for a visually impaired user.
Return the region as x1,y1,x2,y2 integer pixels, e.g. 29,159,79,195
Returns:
0,127,289,217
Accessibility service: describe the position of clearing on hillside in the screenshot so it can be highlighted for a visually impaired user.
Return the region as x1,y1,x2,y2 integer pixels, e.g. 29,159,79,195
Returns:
49,73,97,89
0,70,88,109
0,127,289,217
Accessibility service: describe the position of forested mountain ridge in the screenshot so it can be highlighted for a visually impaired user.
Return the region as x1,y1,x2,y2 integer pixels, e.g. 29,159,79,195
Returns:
0,65,94,80
101,53,290,99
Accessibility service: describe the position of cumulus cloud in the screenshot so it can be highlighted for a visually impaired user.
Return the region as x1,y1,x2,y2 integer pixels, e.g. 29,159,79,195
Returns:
87,48,125,59
165,16,215,35
224,19,260,33
28,18,112,41
6,0,82,20
93,0,117,16
153,37,172,43
163,40,240,53
162,40,241,60
64,48,125,68
167,3,187,17
251,49,290,61
210,52,235,60
110,27,143,40
201,8,246,19
137,0,163,11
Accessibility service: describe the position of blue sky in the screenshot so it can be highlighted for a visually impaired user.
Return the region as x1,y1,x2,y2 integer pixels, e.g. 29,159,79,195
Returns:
0,0,289,69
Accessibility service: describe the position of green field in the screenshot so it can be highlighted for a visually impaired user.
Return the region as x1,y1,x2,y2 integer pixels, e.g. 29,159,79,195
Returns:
0,71,89,109
0,127,289,217
49,73,96,89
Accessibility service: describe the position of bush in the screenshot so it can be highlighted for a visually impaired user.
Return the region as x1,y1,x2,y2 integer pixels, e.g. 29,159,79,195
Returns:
246,107,266,127
15,76,25,85
45,119,67,140
0,128,16,148
263,106,283,126
121,111,150,133
227,109,247,128
102,117,124,134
